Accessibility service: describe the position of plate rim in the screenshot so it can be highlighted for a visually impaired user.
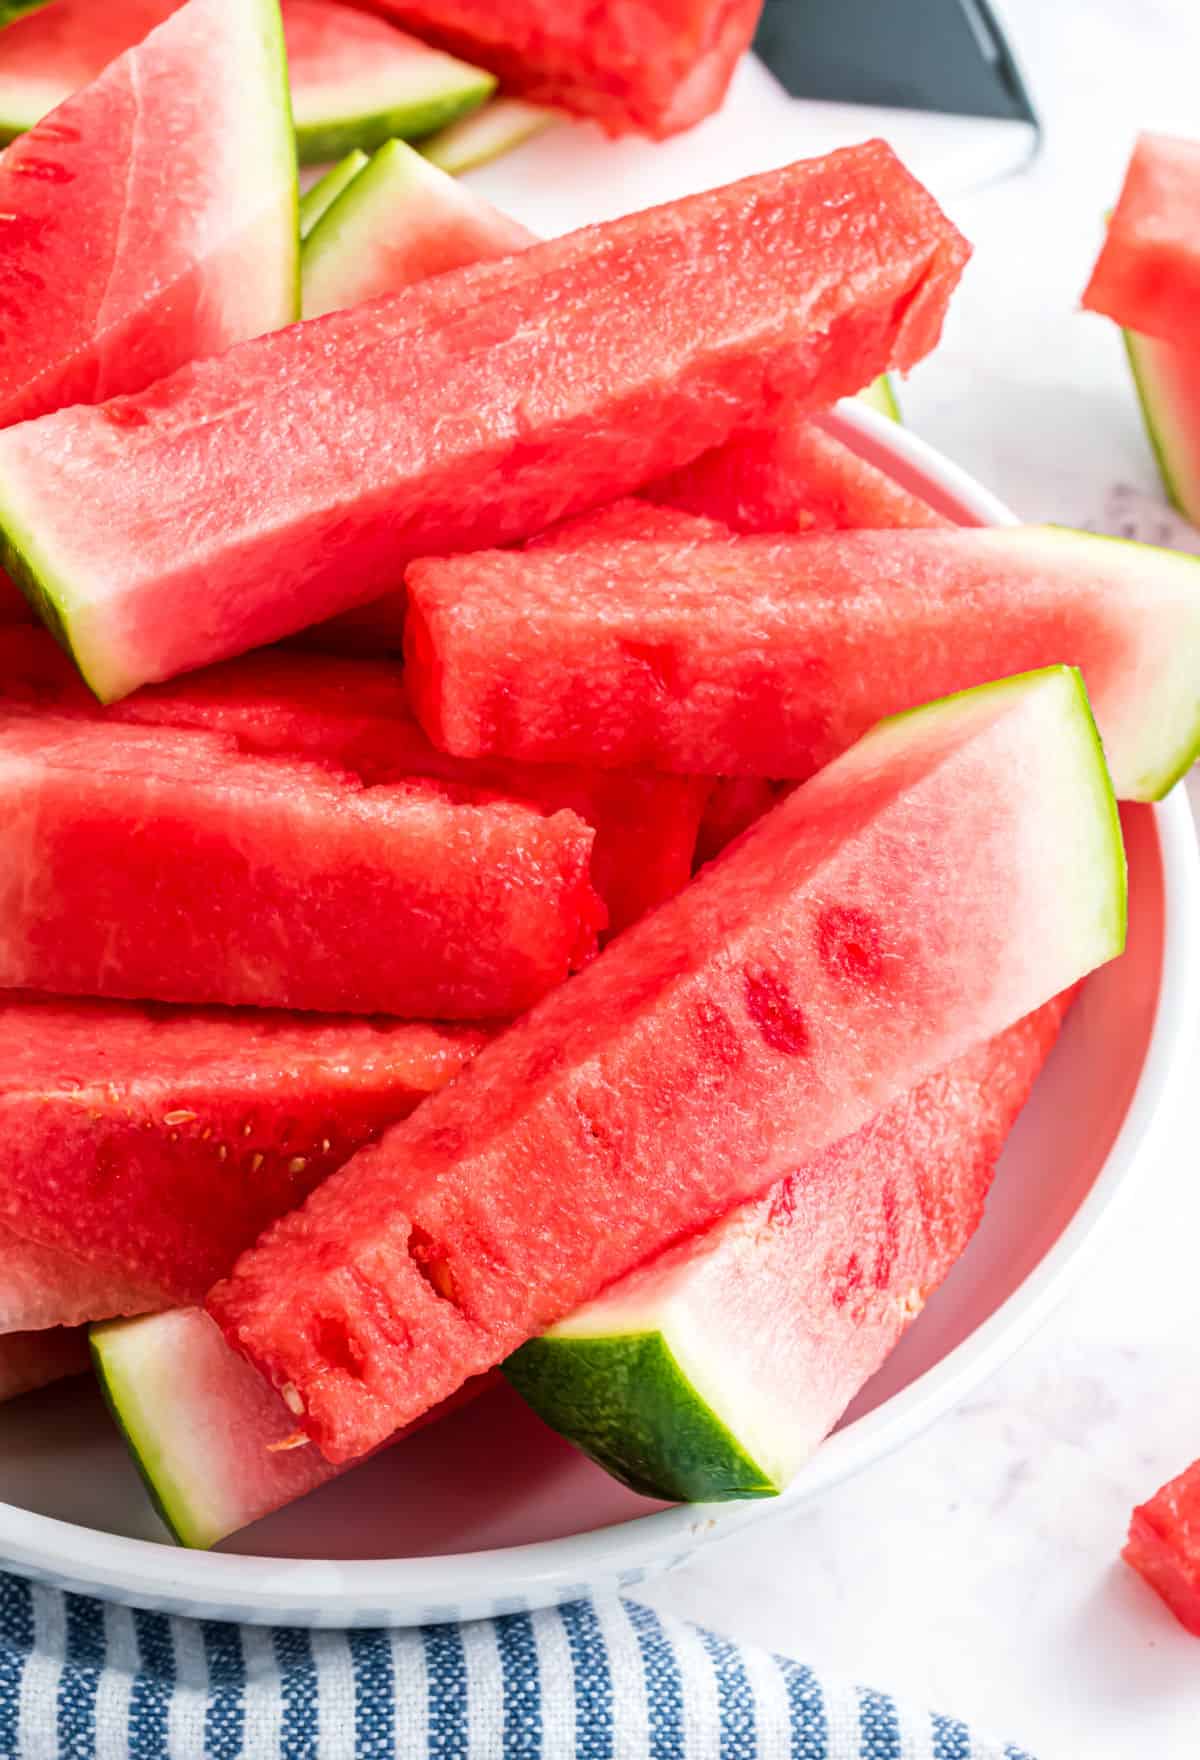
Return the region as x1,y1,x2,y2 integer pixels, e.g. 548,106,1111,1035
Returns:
1,403,1195,1624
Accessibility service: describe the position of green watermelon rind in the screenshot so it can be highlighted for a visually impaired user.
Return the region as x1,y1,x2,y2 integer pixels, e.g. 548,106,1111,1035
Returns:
419,97,557,176
857,374,902,422
260,0,302,325
299,148,368,241
90,1322,199,1548
1122,328,1200,529
504,1330,779,1503
0,0,50,26
293,63,495,167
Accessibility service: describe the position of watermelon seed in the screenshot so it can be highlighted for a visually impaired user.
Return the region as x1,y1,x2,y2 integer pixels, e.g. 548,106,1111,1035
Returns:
217,1145,228,1163
266,1430,310,1453
281,1383,305,1416
288,1157,307,1175
242,1123,253,1136
320,1139,331,1154
163,1110,196,1127
250,1153,264,1173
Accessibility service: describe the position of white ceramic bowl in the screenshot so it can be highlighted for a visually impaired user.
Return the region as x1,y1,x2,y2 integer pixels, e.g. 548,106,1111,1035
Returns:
0,404,1194,1626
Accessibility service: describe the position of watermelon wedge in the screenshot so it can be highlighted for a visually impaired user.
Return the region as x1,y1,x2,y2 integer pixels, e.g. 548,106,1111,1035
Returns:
209,668,1125,1464
1083,133,1200,344
0,1327,88,1403
299,146,367,237
0,146,968,700
1123,331,1200,526
420,95,557,175
0,991,491,1298
0,628,705,936
301,136,532,318
0,0,297,432
506,994,1071,1501
351,0,761,137
0,1221,165,1332
1125,1457,1200,1636
405,526,1200,799
92,1309,342,1547
649,412,947,533
0,715,603,1015
0,0,494,160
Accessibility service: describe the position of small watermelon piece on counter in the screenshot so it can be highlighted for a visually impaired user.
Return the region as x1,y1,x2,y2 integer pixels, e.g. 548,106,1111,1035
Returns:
506,994,1072,1501
209,668,1125,1465
0,992,492,1299
649,412,947,533
0,145,968,698
0,0,297,432
419,95,557,175
0,1327,89,1403
405,525,1200,798
299,146,367,237
351,0,760,138
1125,1458,1200,1636
0,629,705,936
301,136,532,318
0,716,603,1015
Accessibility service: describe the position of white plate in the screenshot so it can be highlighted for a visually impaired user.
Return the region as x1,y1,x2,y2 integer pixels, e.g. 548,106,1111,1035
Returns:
0,405,1194,1626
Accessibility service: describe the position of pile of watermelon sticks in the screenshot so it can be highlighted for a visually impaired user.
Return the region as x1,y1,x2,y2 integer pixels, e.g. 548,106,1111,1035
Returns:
0,0,1195,1558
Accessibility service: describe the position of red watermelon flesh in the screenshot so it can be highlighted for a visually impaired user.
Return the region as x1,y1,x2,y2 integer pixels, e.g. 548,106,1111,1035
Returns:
693,777,786,868
0,1326,89,1402
0,1219,166,1331
0,0,297,433
0,629,704,936
0,571,30,622
0,990,491,1297
350,0,760,138
0,146,968,701
208,667,1124,1463
1083,133,1200,344
1125,1457,1200,1636
0,715,603,1015
649,412,949,533
526,499,729,549
404,525,1200,798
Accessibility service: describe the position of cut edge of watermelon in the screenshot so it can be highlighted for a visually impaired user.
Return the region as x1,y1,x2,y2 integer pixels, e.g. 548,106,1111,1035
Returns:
419,96,557,176
299,147,368,239
291,35,495,165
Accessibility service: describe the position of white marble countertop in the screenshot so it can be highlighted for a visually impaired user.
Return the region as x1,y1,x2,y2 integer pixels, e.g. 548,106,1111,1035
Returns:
641,3,1200,1754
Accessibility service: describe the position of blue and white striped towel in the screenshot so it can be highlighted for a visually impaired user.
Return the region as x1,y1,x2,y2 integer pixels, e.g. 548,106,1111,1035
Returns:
0,1573,1035,1758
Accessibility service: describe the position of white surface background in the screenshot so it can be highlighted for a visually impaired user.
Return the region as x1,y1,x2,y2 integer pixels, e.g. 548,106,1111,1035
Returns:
637,3,1200,1756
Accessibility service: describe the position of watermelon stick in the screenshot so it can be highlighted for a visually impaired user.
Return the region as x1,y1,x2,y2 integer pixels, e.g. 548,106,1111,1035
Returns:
506,992,1073,1502
0,714,604,1017
0,144,968,700
209,668,1125,1465
405,525,1200,801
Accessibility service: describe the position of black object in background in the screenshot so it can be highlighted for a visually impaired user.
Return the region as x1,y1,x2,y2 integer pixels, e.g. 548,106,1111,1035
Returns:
754,0,1038,127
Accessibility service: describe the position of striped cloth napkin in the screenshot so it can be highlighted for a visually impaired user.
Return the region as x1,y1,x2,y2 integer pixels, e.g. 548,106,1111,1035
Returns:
0,1572,1036,1759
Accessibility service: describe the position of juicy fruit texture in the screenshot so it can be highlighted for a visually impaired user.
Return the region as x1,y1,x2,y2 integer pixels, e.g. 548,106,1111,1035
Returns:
1123,329,1200,527
0,1327,89,1403
1083,133,1200,342
0,1219,165,1331
299,146,367,238
0,715,603,1015
0,628,705,936
0,991,490,1296
420,95,556,175
527,499,728,549
0,145,968,699
0,0,297,431
282,0,494,163
301,136,532,319
93,1309,340,1547
357,0,762,138
209,668,1125,1463
649,413,947,533
506,994,1071,1501
404,525,1200,798
1125,1458,1200,1635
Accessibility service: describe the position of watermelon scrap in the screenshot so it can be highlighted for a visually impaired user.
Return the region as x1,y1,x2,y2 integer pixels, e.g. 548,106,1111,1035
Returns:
301,136,532,318
404,525,1200,798
352,0,762,138
0,1327,88,1402
0,145,968,700
0,714,604,1015
0,0,298,432
209,668,1125,1464
507,993,1072,1500
649,412,947,533
0,990,491,1297
0,629,704,935
1125,1457,1200,1635
1083,133,1200,344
